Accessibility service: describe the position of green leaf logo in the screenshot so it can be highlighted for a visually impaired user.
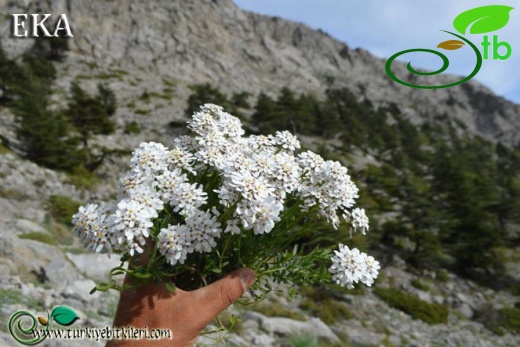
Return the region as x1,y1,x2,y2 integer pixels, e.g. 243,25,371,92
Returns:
453,5,514,35
50,306,79,326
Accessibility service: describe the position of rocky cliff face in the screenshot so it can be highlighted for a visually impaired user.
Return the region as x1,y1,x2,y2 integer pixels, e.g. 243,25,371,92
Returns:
1,1,520,346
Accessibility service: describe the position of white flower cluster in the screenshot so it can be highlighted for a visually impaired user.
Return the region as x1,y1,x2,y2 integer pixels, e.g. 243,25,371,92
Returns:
329,244,380,288
72,104,378,286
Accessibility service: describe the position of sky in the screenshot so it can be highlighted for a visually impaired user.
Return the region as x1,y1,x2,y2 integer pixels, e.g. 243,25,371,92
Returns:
234,0,520,105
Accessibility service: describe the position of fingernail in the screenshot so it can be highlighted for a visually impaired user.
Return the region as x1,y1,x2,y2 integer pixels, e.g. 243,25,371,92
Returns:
240,269,256,289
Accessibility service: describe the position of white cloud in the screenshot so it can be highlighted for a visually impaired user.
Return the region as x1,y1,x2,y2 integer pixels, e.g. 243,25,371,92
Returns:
234,0,520,103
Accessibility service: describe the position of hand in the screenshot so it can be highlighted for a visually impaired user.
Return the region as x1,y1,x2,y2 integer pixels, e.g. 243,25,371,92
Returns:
105,268,256,347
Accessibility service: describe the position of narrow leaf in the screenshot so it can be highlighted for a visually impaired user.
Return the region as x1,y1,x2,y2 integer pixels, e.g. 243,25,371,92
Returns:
453,5,513,35
165,282,176,293
437,40,465,50
51,306,79,326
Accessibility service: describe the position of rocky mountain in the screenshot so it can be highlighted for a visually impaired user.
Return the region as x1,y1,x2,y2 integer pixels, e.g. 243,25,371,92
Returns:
1,0,520,346
2,0,520,147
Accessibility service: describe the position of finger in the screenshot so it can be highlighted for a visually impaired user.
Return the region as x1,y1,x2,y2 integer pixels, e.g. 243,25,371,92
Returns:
190,268,255,324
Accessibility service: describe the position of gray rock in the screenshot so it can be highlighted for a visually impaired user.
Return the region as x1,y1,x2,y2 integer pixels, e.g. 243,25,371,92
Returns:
0,258,16,277
66,253,122,282
457,303,474,319
433,295,445,305
249,333,275,346
0,234,68,280
14,219,49,235
416,290,432,303
62,279,100,303
244,311,340,344
45,258,79,290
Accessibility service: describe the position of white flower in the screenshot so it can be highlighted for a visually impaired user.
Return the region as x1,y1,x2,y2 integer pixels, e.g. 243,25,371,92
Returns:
158,225,190,265
130,142,169,177
128,185,164,212
168,147,196,174
224,218,241,234
329,244,380,288
188,104,245,139
269,131,300,152
170,182,208,216
72,203,101,238
230,171,274,201
236,197,282,235
72,103,378,292
107,199,155,252
346,208,369,234
154,169,189,203
185,210,222,253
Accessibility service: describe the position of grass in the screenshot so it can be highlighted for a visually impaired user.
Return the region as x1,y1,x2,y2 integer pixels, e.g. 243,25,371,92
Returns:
288,334,319,347
124,121,142,135
253,301,307,321
47,195,81,225
65,167,100,190
216,311,244,335
19,232,57,245
135,109,151,116
411,278,430,291
0,187,26,200
0,288,45,311
499,307,520,333
0,288,23,307
299,286,353,325
374,286,449,324
435,269,450,282
162,77,177,88
0,143,11,154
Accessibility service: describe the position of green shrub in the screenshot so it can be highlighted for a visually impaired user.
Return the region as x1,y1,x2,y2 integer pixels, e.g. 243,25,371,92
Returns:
374,287,448,324
253,302,307,321
135,109,151,115
299,286,353,324
289,334,318,347
0,288,22,307
48,195,80,225
66,167,100,190
411,278,430,291
18,232,57,245
435,270,450,282
124,121,141,135
499,307,520,333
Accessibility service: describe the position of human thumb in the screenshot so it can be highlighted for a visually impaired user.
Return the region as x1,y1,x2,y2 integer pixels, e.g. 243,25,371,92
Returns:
190,268,256,326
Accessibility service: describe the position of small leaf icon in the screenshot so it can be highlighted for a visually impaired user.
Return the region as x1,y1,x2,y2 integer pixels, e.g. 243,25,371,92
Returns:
51,306,79,326
453,5,514,35
437,40,465,50
37,316,48,326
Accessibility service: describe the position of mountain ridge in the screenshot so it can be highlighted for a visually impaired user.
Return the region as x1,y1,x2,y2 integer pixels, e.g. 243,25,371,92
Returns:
1,0,519,147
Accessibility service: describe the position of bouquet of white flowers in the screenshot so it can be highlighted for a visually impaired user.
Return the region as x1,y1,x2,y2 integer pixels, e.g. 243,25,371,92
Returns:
72,104,379,296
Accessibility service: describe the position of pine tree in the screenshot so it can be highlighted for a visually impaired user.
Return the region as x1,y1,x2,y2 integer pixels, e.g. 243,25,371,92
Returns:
13,75,82,171
67,82,116,148
66,83,116,170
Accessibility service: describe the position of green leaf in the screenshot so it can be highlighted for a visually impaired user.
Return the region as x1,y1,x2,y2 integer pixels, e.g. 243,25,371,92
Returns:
51,306,79,326
120,253,131,262
453,5,514,35
165,282,176,293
